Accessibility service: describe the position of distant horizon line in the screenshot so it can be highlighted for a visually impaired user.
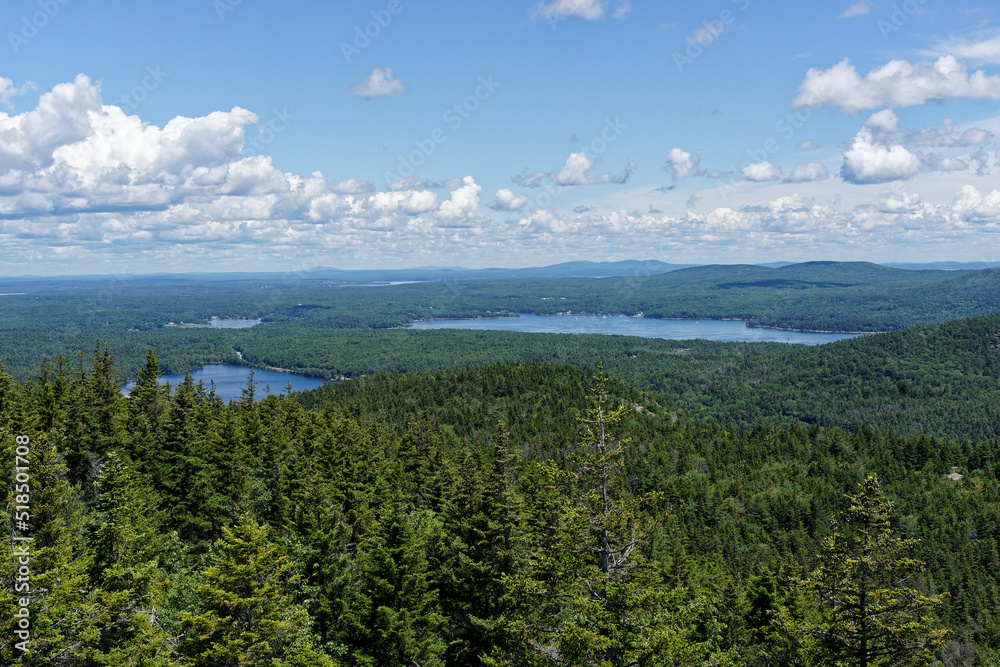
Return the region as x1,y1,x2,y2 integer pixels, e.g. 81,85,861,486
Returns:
2,258,1000,282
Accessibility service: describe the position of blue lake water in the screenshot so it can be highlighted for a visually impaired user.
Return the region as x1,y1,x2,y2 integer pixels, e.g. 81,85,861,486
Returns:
407,314,863,345
122,364,326,402
208,318,262,328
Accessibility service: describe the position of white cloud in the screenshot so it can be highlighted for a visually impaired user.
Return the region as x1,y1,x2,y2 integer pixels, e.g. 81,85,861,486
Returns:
10,74,1000,274
839,1,871,18
786,162,830,183
742,161,782,182
348,68,406,100
793,55,1000,113
330,178,374,195
878,191,923,214
840,128,922,184
488,188,529,211
665,147,699,179
865,109,901,132
934,33,1000,64
550,152,634,186
369,189,439,215
861,112,995,149
924,155,969,173
0,77,35,111
533,0,630,20
438,176,482,219
555,153,599,185
0,75,508,269
796,139,820,150
950,185,1000,222
388,176,441,191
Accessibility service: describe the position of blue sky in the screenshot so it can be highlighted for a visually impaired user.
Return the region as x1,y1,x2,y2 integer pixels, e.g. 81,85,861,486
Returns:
2,0,1000,275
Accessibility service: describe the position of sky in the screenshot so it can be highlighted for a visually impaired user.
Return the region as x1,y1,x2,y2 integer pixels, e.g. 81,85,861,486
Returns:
1,0,1000,275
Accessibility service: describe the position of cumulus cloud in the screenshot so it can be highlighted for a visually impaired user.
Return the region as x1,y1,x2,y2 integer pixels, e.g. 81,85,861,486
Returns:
0,74,508,271
951,185,1000,221
488,188,529,211
553,153,600,185
796,139,820,150
438,176,482,220
840,128,922,184
742,161,782,182
878,190,923,214
370,189,439,215
520,153,634,187
840,1,871,17
554,153,629,185
348,68,406,100
793,55,1000,113
12,74,1000,274
533,0,630,20
865,109,901,132
665,147,700,180
785,162,830,183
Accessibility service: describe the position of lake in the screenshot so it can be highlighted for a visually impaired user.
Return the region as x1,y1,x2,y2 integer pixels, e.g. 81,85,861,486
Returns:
407,314,863,345
208,318,262,328
121,364,326,402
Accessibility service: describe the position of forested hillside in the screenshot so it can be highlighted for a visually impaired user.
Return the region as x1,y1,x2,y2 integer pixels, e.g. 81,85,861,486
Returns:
1,352,997,665
3,261,1000,385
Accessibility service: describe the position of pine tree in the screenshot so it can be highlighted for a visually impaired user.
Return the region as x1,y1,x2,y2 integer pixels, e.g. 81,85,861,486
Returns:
799,475,951,667
0,434,109,665
87,451,175,664
342,501,448,667
180,513,332,666
490,370,706,666
123,350,167,466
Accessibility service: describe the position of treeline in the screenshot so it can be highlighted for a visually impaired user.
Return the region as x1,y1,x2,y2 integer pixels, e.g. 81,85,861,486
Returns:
4,262,1000,369
5,312,1000,443
1,351,998,664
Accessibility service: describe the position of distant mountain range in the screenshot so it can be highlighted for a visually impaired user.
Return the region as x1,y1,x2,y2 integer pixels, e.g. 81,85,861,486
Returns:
1,260,698,283
4,259,999,284
882,261,1000,271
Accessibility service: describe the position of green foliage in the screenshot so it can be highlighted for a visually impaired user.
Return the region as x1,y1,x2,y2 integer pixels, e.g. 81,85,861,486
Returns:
490,370,707,666
796,477,951,666
179,513,331,666
0,346,988,664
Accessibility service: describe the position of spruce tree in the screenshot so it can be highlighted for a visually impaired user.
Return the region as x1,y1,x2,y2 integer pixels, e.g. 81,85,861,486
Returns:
800,476,951,667
180,513,331,666
490,370,706,666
